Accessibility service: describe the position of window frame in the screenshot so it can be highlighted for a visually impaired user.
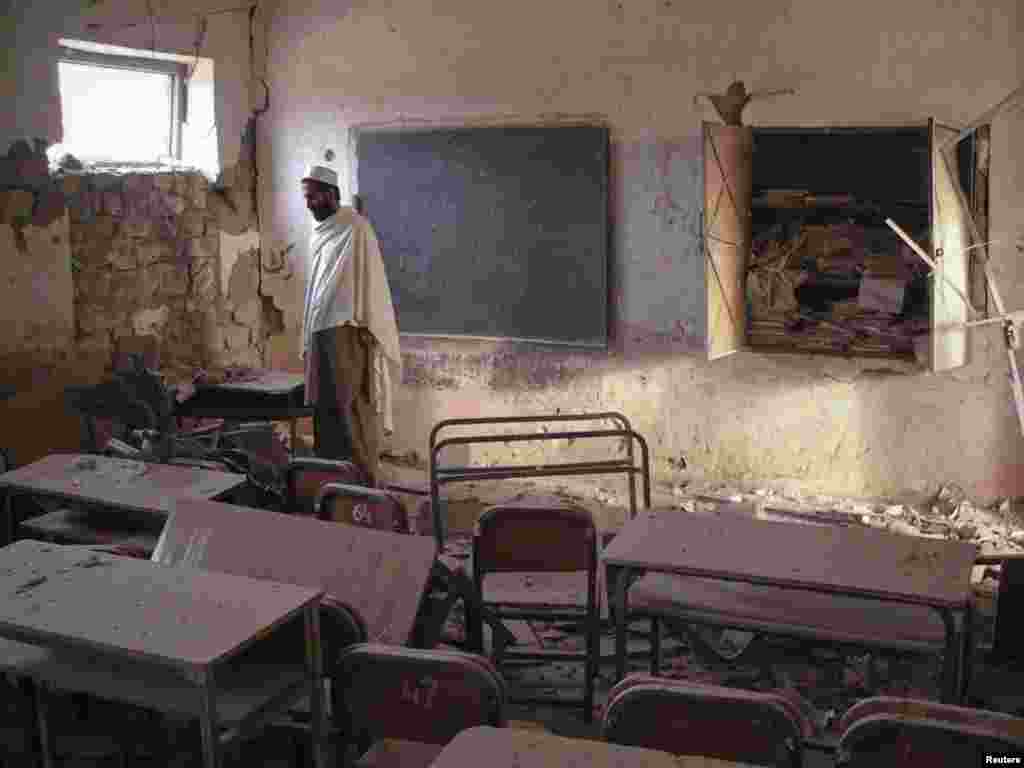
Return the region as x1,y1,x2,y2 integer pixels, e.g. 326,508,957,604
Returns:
57,45,190,163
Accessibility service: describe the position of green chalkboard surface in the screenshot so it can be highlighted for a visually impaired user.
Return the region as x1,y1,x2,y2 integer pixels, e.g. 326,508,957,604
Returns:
356,124,609,347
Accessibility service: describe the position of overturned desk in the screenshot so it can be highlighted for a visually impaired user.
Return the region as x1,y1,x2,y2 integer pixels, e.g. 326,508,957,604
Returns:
155,498,437,646
176,370,313,454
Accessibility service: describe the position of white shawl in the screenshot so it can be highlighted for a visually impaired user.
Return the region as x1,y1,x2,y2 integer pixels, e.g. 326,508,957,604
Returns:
301,207,401,435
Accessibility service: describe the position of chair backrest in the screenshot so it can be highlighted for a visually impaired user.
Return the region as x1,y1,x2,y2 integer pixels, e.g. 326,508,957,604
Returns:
473,496,597,575
602,675,811,767
285,457,368,516
837,696,1024,766
334,643,506,752
321,598,368,666
316,482,409,534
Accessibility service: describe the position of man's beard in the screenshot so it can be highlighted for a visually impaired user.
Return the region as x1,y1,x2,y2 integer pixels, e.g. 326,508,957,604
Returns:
310,205,334,222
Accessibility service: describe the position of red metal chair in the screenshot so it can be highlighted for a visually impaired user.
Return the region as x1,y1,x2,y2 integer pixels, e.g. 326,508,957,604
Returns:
314,481,409,533
837,696,1024,766
284,457,370,517
334,643,507,768
472,495,601,722
602,674,814,767
315,482,515,652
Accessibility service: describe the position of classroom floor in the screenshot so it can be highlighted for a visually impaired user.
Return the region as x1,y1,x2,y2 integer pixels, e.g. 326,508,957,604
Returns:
3,608,1022,767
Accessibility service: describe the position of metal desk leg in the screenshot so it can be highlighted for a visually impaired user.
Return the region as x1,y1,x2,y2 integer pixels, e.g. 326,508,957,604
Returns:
613,566,632,682
198,669,221,768
306,605,327,768
959,602,975,703
992,559,1024,663
4,489,13,547
34,681,55,768
937,606,960,704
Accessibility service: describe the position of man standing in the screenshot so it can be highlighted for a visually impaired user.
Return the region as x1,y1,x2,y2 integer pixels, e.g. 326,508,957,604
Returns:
300,165,401,487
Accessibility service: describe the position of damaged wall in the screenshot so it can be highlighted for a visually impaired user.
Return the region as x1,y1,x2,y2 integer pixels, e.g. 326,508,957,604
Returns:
262,0,1024,503
0,1,274,462
0,0,270,369
67,169,267,371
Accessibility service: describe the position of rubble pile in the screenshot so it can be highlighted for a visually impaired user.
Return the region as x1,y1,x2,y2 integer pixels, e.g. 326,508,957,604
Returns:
746,207,931,359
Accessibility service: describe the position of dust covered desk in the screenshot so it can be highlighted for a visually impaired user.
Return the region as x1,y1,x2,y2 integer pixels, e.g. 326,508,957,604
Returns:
0,539,325,768
426,726,747,767
0,453,246,547
154,498,437,646
603,509,977,702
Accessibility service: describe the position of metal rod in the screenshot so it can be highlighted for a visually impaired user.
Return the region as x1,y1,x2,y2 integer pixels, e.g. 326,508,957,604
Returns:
437,459,638,475
437,466,645,484
885,218,978,317
198,669,220,768
939,84,1024,152
434,427,639,451
34,681,56,768
614,567,630,682
305,605,326,768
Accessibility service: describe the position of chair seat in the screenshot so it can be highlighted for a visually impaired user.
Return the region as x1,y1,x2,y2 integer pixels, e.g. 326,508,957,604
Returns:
484,572,609,619
18,647,308,723
629,572,946,652
353,738,446,768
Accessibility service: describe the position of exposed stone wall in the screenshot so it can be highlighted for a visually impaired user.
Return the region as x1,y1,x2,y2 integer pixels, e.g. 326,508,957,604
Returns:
0,136,274,381
66,168,262,370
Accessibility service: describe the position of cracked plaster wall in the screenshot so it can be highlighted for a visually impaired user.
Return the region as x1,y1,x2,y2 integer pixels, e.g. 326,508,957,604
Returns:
0,1,274,462
0,1,271,367
264,0,1024,502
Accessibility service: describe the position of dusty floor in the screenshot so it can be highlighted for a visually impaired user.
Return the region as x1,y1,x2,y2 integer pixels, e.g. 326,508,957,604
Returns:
3,474,1024,765
2,595,1021,767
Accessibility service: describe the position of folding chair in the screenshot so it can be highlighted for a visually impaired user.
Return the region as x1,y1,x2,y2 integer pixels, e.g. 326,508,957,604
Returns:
602,674,814,767
837,696,1024,766
313,482,514,652
472,496,600,722
314,481,408,532
333,643,507,768
284,457,369,517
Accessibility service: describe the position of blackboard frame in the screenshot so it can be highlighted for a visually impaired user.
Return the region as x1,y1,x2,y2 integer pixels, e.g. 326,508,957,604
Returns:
354,123,611,348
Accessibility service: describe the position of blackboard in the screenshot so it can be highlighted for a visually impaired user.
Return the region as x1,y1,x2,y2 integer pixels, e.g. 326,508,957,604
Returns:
355,125,610,347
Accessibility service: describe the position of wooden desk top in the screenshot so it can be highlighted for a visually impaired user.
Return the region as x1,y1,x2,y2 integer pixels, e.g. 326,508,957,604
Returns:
200,371,303,395
0,454,246,514
428,727,745,768
153,499,437,645
603,509,976,609
0,540,321,669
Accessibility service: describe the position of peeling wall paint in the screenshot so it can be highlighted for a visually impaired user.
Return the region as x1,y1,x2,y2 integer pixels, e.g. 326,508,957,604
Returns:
261,0,1024,503
0,0,272,378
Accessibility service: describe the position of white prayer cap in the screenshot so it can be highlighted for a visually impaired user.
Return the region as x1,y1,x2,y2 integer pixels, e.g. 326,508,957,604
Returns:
301,164,339,188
